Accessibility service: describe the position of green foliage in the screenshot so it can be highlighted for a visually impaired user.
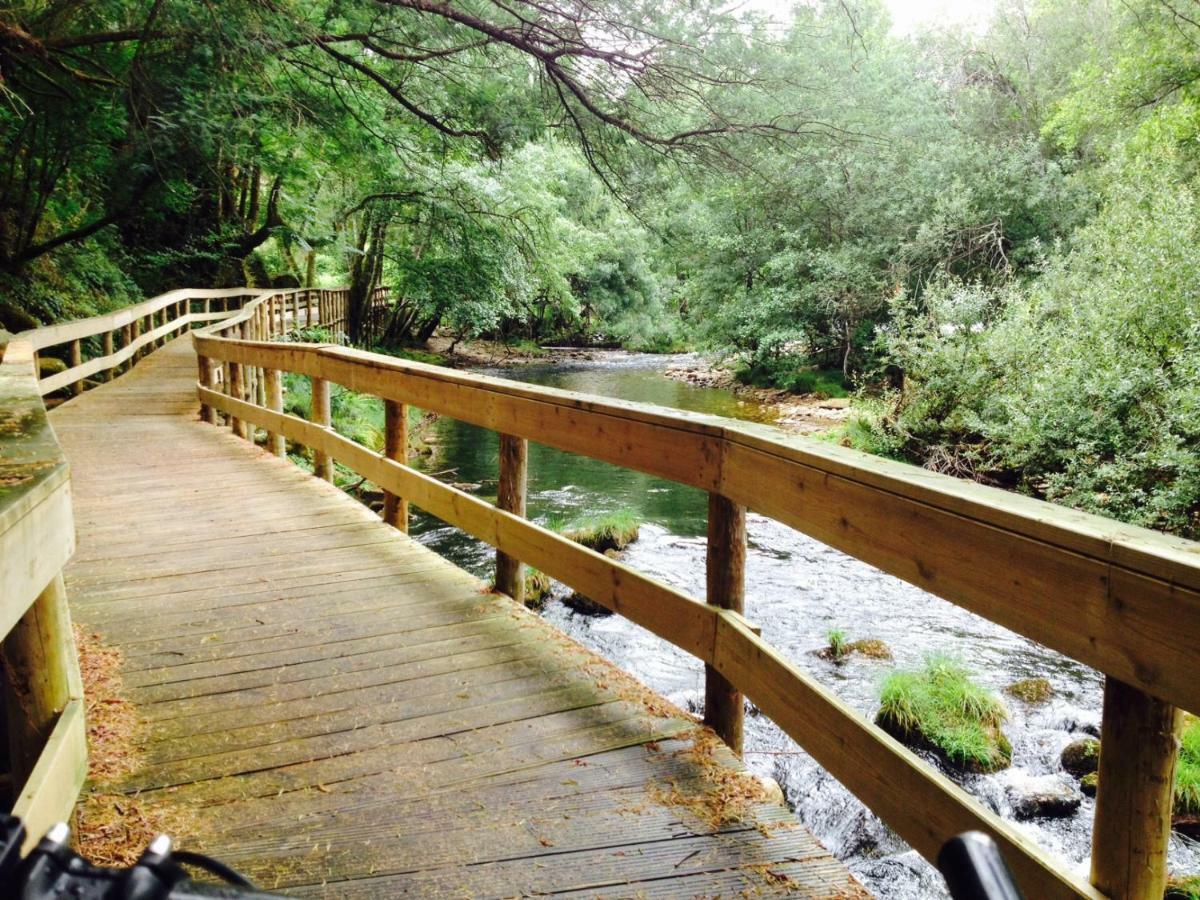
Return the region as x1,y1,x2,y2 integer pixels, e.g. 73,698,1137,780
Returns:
876,655,1011,773
826,629,848,661
1167,875,1200,900
861,159,1200,536
1177,716,1200,818
736,358,849,397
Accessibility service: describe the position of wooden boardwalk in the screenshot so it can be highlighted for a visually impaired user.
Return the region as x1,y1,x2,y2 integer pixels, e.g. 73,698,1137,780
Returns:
49,337,864,898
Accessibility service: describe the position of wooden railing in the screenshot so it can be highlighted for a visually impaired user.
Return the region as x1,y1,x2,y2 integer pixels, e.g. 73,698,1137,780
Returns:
192,290,1200,900
0,285,349,851
0,331,85,854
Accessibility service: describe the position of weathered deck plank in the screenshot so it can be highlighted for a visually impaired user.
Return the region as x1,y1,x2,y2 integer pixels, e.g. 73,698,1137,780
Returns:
51,337,866,898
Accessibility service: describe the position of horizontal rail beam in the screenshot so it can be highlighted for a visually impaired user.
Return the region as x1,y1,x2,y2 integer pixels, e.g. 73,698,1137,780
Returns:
191,336,1200,715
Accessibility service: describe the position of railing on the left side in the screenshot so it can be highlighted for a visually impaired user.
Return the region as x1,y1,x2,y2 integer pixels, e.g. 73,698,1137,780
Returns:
0,331,85,853
0,284,349,850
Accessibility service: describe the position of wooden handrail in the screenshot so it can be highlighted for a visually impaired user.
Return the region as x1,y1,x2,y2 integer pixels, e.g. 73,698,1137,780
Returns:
0,333,85,853
191,288,1200,899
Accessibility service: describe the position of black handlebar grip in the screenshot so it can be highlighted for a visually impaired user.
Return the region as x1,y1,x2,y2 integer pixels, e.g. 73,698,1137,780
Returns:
937,831,1025,900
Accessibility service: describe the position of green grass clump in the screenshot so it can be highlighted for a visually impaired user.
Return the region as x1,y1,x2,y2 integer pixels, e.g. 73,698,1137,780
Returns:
876,655,1011,773
1166,875,1200,900
556,509,642,552
1176,714,1200,817
827,629,848,661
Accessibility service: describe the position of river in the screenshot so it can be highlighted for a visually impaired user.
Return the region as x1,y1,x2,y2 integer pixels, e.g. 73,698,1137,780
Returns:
406,350,1199,898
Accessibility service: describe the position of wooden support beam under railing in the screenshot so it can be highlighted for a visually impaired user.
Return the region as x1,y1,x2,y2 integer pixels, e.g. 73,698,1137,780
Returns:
265,368,285,457
2,574,82,797
69,340,82,395
383,399,409,532
311,376,334,481
102,332,114,382
1090,678,1183,898
495,434,528,604
704,493,747,756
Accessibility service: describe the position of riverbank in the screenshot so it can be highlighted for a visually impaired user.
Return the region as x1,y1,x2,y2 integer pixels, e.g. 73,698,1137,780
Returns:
665,359,852,435
425,335,603,367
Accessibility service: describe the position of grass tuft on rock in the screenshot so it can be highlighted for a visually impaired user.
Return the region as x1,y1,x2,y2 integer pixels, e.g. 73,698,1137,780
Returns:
819,630,892,662
1005,677,1053,704
522,569,552,610
876,655,1011,773
1166,875,1200,900
557,509,642,552
1176,714,1200,817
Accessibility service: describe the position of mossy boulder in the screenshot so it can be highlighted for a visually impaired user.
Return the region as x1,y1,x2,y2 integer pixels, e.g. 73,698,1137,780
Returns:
1005,677,1053,704
38,356,68,377
560,510,641,552
1061,738,1100,777
818,633,892,662
1080,772,1098,797
875,656,1012,774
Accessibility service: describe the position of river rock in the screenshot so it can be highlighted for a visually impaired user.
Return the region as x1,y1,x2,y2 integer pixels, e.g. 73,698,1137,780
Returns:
1061,738,1100,777
563,591,613,616
38,356,68,377
1009,776,1083,820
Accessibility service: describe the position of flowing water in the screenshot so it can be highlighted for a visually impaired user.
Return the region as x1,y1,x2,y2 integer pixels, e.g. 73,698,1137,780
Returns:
407,350,1199,898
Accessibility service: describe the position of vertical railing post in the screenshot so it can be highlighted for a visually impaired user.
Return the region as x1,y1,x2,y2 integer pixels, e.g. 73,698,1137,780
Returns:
704,493,747,756
1090,678,1182,899
228,361,246,439
132,316,143,361
69,339,82,395
495,434,528,604
311,376,334,481
198,355,217,425
383,399,409,531
102,331,114,382
265,368,285,457
2,574,82,790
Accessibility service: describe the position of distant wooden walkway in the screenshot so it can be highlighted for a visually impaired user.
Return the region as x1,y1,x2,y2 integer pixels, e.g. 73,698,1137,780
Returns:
50,337,863,898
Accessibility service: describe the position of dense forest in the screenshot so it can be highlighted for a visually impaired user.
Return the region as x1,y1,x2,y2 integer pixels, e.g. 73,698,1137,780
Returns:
1,0,1198,537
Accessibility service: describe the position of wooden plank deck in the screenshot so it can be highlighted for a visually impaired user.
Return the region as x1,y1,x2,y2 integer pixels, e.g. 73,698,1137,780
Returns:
49,336,866,898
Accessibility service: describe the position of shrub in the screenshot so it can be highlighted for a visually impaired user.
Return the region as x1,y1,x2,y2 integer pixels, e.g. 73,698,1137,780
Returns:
876,655,1011,773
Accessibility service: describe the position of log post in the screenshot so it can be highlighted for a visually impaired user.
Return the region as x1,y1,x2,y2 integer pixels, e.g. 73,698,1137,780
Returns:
383,399,410,531
2,574,82,792
102,331,114,382
1090,678,1182,899
494,434,528,604
198,356,217,425
311,376,334,481
228,361,246,439
265,368,285,457
704,493,747,756
69,340,82,395
122,324,133,370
